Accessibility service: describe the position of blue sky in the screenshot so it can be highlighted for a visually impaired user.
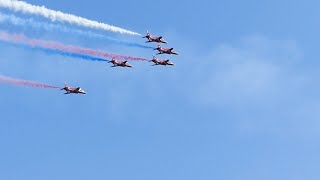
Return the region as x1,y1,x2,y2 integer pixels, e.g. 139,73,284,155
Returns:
1,0,320,180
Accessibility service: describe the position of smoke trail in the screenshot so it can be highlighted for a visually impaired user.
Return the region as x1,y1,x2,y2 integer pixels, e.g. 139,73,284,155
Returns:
0,40,108,62
0,74,58,88
0,0,140,35
0,12,152,49
0,31,147,61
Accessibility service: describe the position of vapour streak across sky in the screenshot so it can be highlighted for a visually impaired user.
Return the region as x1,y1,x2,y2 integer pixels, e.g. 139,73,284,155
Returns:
0,74,58,88
0,31,147,61
0,0,140,35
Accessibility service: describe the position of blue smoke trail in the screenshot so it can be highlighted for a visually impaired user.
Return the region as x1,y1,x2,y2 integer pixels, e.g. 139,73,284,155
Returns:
0,40,109,62
0,12,153,49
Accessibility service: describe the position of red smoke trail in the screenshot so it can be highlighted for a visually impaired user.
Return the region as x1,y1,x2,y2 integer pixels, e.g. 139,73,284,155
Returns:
0,31,147,61
0,75,59,89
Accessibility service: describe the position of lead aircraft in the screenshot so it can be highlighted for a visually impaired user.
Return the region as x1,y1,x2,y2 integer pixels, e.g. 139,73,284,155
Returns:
143,31,167,44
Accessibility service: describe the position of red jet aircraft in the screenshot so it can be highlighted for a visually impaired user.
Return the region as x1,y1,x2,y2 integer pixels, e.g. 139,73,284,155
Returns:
149,55,174,66
154,44,179,55
61,83,86,95
143,31,167,44
108,57,133,68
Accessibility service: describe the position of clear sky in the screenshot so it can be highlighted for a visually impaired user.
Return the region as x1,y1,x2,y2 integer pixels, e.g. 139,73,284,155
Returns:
0,0,320,180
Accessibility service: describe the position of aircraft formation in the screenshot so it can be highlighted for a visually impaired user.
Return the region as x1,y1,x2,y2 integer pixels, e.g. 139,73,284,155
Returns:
109,31,178,68
0,1,181,95
64,31,179,95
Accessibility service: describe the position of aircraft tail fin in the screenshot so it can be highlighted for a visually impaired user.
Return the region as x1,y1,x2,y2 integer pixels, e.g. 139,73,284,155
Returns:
152,55,158,60
143,30,150,38
61,83,67,90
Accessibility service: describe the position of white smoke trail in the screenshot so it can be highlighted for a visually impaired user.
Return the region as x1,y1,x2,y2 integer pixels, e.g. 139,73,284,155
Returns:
0,12,152,49
0,0,140,35
0,12,106,37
